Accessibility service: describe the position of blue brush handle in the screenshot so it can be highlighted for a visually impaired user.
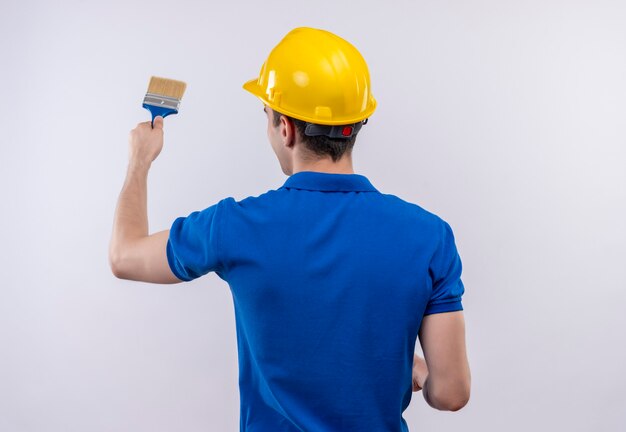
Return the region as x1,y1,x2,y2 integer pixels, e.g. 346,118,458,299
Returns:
143,104,178,127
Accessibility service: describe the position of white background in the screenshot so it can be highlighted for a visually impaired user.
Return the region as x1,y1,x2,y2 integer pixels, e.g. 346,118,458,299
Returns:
1,0,625,430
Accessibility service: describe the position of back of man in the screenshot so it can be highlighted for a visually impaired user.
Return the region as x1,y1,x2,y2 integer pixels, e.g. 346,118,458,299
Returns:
167,170,465,431
110,26,469,432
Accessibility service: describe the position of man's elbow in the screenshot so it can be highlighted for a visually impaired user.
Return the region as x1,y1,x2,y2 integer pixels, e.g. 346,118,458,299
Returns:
444,391,470,412
109,248,132,280
427,378,471,412
109,255,125,279
435,390,470,412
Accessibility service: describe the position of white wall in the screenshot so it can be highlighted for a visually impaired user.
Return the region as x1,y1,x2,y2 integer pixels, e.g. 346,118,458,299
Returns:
1,0,625,430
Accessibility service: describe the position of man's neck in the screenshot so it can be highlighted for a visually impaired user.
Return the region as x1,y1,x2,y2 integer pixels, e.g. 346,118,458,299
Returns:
291,156,355,175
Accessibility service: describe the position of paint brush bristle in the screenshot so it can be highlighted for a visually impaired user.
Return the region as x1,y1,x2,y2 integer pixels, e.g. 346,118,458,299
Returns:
147,76,187,100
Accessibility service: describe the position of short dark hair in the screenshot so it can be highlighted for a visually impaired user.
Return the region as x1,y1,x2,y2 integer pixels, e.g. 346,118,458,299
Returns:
271,108,357,163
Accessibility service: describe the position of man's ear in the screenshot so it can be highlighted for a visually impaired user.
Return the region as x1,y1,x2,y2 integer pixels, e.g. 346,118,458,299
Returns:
280,115,296,149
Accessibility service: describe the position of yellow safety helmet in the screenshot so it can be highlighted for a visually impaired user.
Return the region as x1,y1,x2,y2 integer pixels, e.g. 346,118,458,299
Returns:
243,27,376,126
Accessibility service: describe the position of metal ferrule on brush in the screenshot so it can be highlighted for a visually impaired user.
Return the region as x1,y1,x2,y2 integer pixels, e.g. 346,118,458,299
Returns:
142,76,187,123
143,93,181,111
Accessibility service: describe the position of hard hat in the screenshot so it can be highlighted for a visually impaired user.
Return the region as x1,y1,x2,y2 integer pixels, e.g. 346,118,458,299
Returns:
243,27,377,126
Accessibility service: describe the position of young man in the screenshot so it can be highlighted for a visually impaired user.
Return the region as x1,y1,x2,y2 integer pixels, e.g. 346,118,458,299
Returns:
110,27,470,431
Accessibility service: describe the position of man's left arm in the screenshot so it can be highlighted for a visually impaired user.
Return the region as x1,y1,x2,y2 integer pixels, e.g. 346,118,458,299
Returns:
108,116,182,284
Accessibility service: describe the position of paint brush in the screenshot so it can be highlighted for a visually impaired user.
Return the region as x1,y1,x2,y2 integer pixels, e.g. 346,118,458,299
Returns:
142,76,187,126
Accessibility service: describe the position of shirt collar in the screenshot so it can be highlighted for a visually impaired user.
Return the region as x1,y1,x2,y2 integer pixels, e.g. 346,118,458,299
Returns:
278,171,379,193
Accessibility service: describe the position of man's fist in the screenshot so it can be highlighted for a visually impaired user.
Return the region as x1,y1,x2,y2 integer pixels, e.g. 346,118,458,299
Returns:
412,353,429,392
128,116,164,168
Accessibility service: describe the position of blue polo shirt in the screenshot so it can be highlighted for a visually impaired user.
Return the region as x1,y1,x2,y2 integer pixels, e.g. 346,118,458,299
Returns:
166,171,465,432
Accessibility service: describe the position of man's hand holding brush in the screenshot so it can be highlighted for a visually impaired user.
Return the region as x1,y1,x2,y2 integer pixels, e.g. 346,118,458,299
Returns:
127,115,164,170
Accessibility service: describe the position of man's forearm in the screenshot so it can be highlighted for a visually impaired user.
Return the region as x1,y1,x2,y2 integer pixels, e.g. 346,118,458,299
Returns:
109,162,150,261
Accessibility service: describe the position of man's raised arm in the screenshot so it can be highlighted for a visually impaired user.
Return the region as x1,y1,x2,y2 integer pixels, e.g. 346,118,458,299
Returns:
108,116,181,284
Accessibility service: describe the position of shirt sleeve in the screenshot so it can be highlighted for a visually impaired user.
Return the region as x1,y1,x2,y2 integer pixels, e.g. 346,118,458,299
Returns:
166,198,227,282
424,219,465,315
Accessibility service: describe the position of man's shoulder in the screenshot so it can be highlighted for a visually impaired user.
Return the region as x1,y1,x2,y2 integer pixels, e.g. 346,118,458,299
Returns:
377,192,445,225
215,188,282,215
217,188,447,229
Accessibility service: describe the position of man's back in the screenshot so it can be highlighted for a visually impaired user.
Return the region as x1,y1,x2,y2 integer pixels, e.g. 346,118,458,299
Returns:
167,171,465,431
107,26,469,432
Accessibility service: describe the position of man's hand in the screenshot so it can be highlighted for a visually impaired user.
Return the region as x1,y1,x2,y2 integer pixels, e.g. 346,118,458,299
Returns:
128,116,164,168
412,353,429,392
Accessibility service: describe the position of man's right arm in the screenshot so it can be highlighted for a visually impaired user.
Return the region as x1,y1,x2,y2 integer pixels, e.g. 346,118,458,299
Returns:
417,310,471,411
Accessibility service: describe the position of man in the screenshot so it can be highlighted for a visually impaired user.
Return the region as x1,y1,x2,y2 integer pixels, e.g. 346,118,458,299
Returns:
110,27,471,431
